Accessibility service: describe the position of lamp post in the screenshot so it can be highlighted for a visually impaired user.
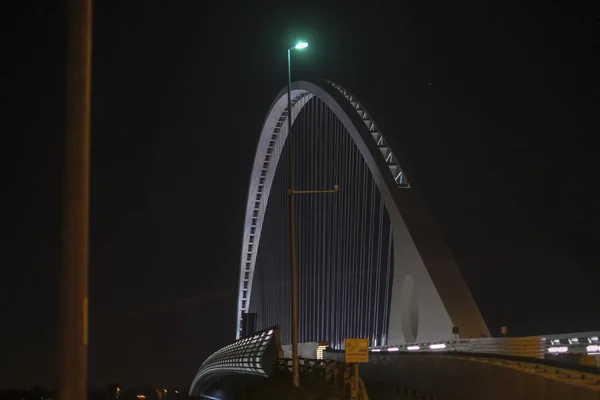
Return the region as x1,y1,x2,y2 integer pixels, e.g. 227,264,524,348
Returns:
287,40,308,389
287,41,338,388
59,0,92,400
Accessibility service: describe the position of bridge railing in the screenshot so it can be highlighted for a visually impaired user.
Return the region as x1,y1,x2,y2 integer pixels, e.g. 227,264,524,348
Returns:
277,357,369,398
540,332,600,355
370,337,546,358
189,326,282,397
277,357,340,381
368,334,600,358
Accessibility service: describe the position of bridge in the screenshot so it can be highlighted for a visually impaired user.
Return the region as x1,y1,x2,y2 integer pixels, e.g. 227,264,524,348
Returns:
237,79,489,346
193,80,600,399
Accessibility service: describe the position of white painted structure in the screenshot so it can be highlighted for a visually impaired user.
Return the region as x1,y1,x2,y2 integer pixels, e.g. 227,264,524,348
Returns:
237,80,490,345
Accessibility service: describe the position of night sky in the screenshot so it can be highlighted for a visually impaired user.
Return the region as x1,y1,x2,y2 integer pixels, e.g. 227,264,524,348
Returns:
2,0,599,391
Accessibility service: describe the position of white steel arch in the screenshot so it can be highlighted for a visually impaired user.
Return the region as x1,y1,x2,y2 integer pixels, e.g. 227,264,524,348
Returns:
237,80,490,343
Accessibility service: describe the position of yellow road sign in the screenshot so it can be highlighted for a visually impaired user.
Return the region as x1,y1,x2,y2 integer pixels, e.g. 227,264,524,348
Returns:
345,338,369,363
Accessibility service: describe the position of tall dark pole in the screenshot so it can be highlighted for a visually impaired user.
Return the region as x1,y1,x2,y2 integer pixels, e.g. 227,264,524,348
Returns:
59,0,92,399
287,47,300,388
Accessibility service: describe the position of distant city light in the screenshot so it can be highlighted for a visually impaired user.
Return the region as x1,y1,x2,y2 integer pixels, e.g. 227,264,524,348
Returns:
136,395,146,399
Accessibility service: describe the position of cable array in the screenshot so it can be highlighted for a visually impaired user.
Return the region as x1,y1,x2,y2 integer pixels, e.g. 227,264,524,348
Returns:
249,96,394,349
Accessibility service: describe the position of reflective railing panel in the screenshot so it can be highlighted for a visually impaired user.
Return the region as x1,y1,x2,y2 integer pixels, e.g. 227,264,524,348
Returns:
189,326,281,396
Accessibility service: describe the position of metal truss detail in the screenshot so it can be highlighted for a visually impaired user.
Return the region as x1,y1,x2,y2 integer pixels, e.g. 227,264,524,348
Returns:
325,80,410,188
238,92,312,318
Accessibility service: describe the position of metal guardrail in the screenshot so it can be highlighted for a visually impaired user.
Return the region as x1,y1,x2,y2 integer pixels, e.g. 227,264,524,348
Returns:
455,351,600,377
277,358,369,399
368,333,600,357
451,354,600,390
189,326,282,397
540,332,600,355
359,353,600,400
277,358,338,380
325,348,600,379
323,348,600,399
370,337,546,358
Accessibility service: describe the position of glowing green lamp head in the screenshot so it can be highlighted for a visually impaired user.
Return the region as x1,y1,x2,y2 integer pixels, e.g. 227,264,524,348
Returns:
294,42,309,50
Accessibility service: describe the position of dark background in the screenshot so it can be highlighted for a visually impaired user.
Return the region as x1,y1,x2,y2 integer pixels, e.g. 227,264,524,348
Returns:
1,0,599,391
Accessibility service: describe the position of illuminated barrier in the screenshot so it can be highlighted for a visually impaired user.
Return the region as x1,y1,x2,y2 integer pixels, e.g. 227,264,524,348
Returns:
189,326,282,397
281,341,329,360
365,333,600,366
542,332,600,355
370,337,546,358
316,342,328,360
470,337,545,358
324,349,600,399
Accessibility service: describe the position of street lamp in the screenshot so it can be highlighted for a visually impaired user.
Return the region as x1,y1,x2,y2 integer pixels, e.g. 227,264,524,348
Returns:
287,40,308,388
286,41,338,388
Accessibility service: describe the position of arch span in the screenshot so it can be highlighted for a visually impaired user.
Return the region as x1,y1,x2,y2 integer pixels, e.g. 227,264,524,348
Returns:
237,80,489,344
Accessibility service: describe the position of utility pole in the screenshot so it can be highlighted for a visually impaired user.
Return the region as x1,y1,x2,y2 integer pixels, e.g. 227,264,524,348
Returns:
58,0,92,399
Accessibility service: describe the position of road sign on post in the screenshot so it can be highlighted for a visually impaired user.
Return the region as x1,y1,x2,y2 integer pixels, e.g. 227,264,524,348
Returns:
345,338,369,363
345,338,369,400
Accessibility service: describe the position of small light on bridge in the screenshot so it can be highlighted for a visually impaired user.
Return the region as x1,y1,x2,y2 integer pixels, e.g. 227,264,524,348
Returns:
316,343,327,359
371,348,381,352
387,347,400,352
548,346,569,353
586,345,599,353
429,344,446,350
407,345,420,351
